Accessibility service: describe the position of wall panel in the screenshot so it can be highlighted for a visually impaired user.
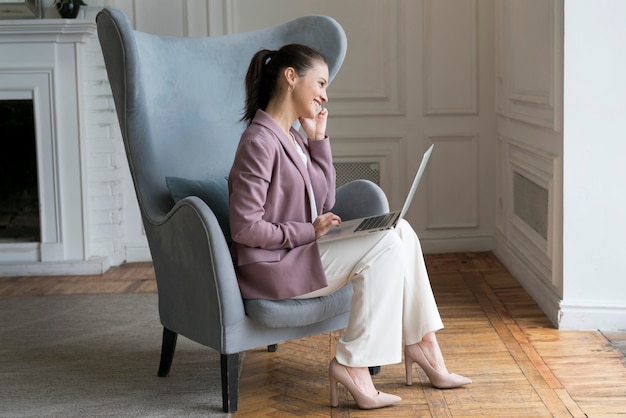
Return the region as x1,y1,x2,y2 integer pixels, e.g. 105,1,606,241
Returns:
423,0,477,115
496,0,560,130
425,134,479,229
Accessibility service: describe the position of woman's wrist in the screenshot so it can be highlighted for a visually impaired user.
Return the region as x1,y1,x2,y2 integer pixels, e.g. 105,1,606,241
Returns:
311,133,326,141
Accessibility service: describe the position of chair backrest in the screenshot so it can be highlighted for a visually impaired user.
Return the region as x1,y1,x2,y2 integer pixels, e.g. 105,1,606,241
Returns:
96,8,347,223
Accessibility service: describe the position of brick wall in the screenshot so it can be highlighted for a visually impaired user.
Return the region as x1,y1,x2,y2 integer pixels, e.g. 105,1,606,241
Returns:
81,34,127,265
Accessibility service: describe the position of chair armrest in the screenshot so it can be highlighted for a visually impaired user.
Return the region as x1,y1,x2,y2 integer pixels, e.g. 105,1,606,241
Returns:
332,180,390,220
149,196,245,349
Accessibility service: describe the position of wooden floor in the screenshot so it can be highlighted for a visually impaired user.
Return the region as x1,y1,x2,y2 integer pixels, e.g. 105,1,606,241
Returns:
2,252,625,417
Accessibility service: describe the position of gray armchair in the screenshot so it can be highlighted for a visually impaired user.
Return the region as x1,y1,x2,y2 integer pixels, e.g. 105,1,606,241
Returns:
96,7,389,413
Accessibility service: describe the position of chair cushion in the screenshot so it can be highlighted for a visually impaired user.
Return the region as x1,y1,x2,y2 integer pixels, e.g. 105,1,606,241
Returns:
165,176,231,244
244,284,353,328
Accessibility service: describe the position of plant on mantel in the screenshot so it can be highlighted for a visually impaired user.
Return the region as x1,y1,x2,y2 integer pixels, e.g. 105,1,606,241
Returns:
55,0,87,19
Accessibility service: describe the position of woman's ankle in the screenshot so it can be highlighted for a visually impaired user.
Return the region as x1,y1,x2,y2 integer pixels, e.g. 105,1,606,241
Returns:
341,364,378,397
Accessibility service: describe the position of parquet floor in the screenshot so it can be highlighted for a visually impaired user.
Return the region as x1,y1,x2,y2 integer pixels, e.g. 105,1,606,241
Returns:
2,252,625,417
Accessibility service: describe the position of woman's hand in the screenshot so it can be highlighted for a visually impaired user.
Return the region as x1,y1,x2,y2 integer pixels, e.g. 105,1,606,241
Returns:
313,212,341,239
299,107,328,140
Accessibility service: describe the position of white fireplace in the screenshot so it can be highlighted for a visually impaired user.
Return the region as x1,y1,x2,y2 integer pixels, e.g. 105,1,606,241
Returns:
0,18,107,275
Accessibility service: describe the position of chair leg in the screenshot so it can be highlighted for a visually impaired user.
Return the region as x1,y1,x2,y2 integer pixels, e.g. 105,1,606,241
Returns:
157,327,177,377
267,344,278,352
369,366,381,375
221,353,239,413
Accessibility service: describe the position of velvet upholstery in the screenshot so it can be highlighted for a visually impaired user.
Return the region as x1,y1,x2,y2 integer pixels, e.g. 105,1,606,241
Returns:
165,176,231,244
96,7,389,413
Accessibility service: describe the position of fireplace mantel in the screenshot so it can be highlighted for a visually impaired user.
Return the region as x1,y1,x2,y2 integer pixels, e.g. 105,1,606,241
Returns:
0,17,104,275
0,19,96,43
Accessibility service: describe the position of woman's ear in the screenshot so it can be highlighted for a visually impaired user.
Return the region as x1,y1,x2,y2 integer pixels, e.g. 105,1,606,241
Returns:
284,67,297,88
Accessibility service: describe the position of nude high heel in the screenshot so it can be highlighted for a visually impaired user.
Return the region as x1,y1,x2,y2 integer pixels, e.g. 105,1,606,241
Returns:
404,344,472,389
329,358,401,409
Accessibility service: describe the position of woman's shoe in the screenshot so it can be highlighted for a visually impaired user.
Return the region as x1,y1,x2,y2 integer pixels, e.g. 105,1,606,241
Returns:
404,344,472,389
329,358,401,409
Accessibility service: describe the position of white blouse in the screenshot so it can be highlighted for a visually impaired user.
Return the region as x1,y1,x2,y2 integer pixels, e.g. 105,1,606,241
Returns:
294,140,319,221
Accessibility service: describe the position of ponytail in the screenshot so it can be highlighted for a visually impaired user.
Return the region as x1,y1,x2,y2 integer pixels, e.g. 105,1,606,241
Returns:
241,49,275,125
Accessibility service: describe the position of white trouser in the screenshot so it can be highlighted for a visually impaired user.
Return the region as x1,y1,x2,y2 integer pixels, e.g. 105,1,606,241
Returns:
294,219,444,367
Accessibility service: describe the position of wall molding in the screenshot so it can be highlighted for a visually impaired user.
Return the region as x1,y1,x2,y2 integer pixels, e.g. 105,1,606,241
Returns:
329,2,404,117
423,0,478,115
495,0,563,131
424,133,479,230
499,136,562,290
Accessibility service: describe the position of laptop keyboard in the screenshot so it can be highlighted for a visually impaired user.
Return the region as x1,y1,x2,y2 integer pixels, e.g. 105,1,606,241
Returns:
354,213,394,232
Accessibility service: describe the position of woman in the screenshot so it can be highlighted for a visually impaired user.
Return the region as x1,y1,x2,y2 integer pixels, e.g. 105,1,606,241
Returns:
228,44,471,410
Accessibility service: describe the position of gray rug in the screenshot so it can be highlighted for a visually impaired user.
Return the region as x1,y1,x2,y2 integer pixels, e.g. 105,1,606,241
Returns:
0,294,228,417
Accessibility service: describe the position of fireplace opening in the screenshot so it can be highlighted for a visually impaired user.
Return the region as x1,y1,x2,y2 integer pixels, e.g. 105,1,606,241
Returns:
0,100,40,243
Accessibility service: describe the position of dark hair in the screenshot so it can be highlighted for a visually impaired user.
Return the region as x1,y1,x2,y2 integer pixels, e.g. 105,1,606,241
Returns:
241,44,327,125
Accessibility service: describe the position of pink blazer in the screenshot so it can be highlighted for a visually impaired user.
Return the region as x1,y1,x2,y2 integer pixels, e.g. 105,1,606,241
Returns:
228,110,336,300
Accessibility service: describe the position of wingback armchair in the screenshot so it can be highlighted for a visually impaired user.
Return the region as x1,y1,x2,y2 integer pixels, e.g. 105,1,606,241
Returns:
96,7,389,413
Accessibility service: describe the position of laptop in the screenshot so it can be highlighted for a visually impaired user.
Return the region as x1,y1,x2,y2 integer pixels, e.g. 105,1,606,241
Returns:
318,144,434,243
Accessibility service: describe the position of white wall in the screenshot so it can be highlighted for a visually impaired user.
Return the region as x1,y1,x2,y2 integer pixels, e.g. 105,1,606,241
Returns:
560,1,626,330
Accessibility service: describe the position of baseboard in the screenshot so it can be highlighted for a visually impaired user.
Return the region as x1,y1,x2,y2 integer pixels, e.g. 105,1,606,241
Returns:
492,231,562,328
421,235,493,254
125,243,152,263
0,247,152,276
558,302,626,331
0,256,111,277
493,231,626,331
